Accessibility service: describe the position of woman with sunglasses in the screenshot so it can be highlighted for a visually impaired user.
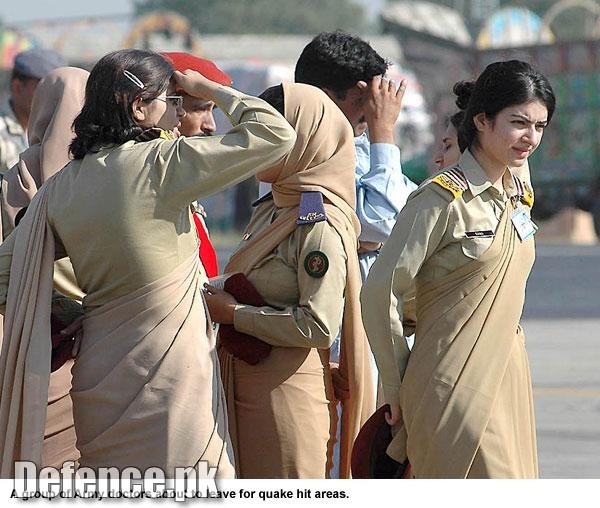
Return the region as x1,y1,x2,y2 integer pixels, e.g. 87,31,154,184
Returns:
0,49,296,478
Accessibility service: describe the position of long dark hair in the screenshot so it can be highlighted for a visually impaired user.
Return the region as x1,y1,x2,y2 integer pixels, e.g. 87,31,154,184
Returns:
453,60,556,152
70,49,173,159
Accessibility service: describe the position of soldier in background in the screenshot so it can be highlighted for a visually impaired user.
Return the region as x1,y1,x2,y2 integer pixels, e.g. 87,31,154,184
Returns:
0,48,66,173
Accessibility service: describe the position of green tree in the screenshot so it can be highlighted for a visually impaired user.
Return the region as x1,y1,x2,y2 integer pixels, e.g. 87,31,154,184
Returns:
134,0,368,34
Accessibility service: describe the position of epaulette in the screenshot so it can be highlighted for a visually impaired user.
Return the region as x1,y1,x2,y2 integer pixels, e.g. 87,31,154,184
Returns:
512,176,534,208
296,191,327,225
430,167,468,199
135,128,177,143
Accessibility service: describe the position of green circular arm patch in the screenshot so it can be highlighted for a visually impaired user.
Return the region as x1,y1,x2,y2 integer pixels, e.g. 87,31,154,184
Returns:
303,251,329,278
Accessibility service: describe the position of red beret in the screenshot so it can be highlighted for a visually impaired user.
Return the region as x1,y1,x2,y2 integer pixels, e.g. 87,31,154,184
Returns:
351,404,413,479
161,52,232,86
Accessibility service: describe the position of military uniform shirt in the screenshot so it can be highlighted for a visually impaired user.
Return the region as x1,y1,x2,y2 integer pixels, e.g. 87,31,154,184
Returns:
362,149,533,406
233,198,347,349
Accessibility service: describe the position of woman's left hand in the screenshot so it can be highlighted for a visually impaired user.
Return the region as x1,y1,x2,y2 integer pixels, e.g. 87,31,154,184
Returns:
203,284,238,325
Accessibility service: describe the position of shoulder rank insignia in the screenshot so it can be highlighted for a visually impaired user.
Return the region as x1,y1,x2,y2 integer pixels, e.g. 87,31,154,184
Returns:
135,128,177,143
512,175,535,208
296,191,327,225
304,251,329,278
431,167,468,199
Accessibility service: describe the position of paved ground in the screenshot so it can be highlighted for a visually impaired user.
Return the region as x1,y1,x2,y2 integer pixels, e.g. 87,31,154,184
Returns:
522,244,600,478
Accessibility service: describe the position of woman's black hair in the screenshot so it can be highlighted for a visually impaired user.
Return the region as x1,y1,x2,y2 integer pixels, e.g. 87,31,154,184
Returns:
258,84,284,116
448,110,465,131
453,60,556,152
70,49,173,159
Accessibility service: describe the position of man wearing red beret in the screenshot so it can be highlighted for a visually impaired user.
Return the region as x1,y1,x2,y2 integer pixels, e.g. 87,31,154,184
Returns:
161,52,233,278
162,52,232,137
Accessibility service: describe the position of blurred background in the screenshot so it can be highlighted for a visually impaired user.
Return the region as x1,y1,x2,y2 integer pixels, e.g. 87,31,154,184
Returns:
0,0,598,478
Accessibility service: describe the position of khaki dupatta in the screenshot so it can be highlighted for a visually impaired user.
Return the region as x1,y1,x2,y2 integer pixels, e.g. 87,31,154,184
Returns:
0,181,56,477
0,174,235,477
220,83,373,478
388,197,536,478
0,68,88,472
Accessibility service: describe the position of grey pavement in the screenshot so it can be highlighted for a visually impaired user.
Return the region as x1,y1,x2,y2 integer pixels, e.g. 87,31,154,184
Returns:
523,244,600,478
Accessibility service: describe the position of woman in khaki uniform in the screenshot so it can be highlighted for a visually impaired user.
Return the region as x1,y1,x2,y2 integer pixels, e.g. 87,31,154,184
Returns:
361,60,555,478
0,49,296,478
206,83,373,479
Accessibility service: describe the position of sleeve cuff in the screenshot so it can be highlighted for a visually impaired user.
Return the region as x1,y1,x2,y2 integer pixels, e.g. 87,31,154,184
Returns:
232,304,256,335
370,143,400,171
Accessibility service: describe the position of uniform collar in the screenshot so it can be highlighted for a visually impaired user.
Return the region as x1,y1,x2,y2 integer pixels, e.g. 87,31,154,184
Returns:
459,149,518,200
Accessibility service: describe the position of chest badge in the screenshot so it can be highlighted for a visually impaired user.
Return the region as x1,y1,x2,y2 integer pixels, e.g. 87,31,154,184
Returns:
304,251,329,278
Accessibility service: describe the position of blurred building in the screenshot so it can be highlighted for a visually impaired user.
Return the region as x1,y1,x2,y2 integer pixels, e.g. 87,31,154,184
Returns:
0,13,433,231
3,2,599,235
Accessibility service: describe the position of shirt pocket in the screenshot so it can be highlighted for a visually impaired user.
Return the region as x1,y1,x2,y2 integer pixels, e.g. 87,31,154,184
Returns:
460,235,494,260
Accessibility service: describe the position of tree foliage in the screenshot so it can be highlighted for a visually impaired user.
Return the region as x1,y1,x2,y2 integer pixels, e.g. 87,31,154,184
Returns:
134,0,368,34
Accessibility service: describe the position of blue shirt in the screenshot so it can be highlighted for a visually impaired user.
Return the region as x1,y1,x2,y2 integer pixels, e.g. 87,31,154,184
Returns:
355,132,417,244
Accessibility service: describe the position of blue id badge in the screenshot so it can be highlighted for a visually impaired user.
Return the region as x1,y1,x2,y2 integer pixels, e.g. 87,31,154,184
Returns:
511,207,537,241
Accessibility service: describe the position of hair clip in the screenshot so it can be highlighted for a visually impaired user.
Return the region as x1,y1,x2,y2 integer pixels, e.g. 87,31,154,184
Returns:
124,70,145,89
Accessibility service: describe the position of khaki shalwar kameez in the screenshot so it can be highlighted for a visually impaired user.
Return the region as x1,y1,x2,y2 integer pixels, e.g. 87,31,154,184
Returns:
361,149,538,478
0,86,296,478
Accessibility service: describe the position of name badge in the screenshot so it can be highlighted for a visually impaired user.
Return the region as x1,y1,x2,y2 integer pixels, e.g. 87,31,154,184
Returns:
465,230,495,238
511,207,537,241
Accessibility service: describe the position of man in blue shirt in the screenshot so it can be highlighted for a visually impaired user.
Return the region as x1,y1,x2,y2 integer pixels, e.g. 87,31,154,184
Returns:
295,31,417,281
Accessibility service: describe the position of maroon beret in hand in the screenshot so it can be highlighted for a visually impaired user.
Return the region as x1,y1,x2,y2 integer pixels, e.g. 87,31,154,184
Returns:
351,404,413,479
217,273,272,365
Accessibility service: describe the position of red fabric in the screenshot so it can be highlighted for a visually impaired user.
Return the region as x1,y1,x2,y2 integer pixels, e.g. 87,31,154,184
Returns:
161,52,232,86
218,273,272,365
193,213,219,278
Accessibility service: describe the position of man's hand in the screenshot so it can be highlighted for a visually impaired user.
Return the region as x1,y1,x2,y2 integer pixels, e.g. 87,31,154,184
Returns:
360,75,407,144
203,284,238,324
173,70,223,101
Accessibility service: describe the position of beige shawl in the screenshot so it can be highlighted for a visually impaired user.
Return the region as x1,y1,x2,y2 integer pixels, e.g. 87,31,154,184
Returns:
388,197,537,478
0,67,88,472
221,83,373,478
1,67,88,301
0,182,56,477
71,252,234,478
